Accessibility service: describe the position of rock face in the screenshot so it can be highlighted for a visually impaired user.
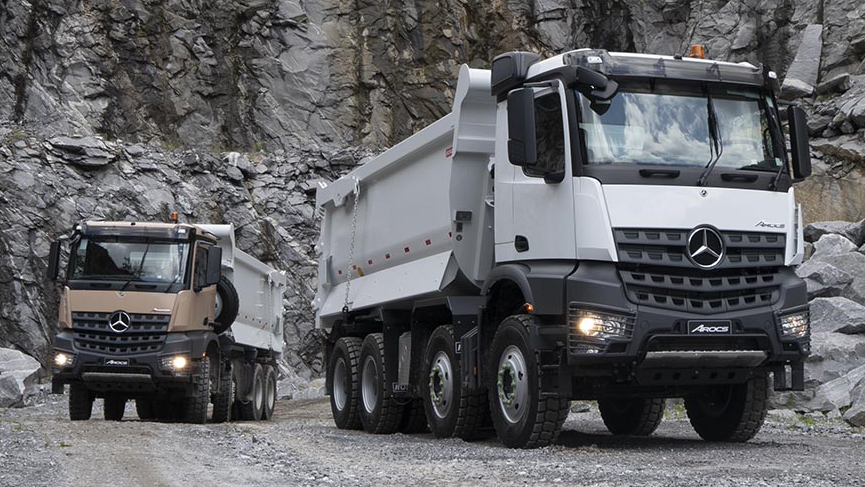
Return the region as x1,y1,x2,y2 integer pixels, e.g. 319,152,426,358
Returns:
1,0,865,380
781,24,823,99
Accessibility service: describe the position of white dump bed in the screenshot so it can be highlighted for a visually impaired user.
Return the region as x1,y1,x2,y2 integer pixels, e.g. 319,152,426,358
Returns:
313,65,497,329
198,224,286,355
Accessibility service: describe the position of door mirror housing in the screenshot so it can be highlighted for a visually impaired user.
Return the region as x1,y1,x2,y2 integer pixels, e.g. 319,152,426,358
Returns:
507,88,537,167
205,247,222,287
787,105,812,180
46,241,61,282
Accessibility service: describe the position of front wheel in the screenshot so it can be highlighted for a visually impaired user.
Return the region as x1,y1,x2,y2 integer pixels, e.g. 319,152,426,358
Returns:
684,372,769,442
69,383,93,421
181,358,211,424
488,315,569,449
598,398,665,436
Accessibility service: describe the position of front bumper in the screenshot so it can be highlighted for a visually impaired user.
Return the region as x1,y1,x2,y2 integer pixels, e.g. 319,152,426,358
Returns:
51,330,209,396
533,262,810,391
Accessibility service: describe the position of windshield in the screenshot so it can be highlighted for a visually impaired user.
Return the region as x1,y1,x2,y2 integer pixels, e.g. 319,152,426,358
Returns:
579,81,781,171
69,237,190,284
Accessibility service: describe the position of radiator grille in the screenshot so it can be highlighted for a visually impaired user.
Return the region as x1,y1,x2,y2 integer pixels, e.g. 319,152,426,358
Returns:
72,312,170,355
614,228,785,313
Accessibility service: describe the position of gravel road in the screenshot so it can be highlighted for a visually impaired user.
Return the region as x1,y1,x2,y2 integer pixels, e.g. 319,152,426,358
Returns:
1,394,863,487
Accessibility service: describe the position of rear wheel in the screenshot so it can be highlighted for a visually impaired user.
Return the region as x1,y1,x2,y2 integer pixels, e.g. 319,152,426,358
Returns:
237,364,264,421
212,360,234,423
136,399,155,421
69,383,93,421
329,337,363,430
104,396,126,421
422,325,487,440
262,365,277,420
489,315,569,449
685,373,769,442
599,398,665,436
181,358,211,424
358,333,402,434
399,398,429,433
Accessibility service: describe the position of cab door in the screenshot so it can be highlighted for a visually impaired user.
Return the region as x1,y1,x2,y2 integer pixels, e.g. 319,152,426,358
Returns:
496,84,576,263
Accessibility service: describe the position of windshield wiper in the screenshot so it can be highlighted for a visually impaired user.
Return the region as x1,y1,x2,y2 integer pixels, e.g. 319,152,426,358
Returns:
697,90,724,186
119,243,151,292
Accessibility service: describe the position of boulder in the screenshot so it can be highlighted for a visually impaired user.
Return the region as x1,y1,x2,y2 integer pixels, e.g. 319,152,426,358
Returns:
811,233,857,258
795,258,854,298
0,375,23,408
803,221,855,243
0,348,41,397
810,296,865,334
804,363,865,412
780,24,823,100
843,386,865,426
806,332,865,387
46,136,117,168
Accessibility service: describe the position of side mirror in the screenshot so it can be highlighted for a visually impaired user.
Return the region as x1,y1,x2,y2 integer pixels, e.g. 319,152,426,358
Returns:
507,88,537,166
787,106,812,179
206,247,222,287
46,241,61,282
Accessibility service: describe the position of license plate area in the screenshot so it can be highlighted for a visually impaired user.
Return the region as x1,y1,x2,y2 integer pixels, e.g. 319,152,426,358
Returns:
687,320,732,335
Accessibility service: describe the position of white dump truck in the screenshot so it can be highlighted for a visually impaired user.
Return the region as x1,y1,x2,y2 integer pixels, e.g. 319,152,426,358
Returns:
314,48,813,448
47,220,286,423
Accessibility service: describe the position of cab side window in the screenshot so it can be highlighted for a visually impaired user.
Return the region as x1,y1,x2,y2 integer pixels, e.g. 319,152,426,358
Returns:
525,92,566,177
194,245,208,289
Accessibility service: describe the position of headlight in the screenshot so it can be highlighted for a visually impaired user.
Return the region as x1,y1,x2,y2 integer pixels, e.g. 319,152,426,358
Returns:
54,351,75,369
779,311,810,338
159,354,190,372
570,309,635,340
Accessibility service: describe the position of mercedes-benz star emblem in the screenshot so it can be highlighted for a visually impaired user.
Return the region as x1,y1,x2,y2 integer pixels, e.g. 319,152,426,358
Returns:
687,227,725,269
108,311,131,333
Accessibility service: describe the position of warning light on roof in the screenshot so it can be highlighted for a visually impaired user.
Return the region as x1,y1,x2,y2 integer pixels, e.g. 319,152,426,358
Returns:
169,212,179,222
688,44,707,59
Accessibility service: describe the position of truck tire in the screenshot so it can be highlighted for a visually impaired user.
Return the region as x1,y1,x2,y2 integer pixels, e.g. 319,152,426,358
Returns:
422,325,487,440
358,333,402,434
262,365,277,420
155,401,182,422
599,398,665,436
213,276,239,335
211,361,234,423
488,315,569,449
136,399,155,421
69,383,93,421
181,358,212,424
236,363,264,421
104,396,126,421
399,398,429,433
329,336,363,430
685,372,769,442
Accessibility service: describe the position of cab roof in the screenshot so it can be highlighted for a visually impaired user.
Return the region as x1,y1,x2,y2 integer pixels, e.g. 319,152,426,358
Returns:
78,221,218,242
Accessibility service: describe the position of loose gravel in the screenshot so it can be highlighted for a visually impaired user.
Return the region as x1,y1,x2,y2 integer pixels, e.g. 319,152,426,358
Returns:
1,395,863,487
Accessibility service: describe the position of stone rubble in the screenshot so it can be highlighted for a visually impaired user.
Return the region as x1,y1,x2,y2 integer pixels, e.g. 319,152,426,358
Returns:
0,348,41,407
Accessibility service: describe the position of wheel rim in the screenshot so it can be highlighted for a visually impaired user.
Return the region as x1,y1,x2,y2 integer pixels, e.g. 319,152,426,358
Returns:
497,345,529,424
267,374,276,412
254,375,264,412
333,358,348,411
214,293,223,317
428,351,454,419
361,355,378,414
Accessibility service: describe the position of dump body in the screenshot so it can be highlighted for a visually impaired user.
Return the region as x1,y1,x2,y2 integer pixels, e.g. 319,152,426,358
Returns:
314,65,496,328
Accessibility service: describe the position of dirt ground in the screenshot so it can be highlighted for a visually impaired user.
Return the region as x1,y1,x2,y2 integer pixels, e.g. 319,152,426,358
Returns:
1,395,863,487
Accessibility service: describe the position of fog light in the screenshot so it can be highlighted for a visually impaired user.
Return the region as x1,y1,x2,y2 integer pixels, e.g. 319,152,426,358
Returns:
159,354,190,372
571,310,635,340
779,311,810,338
54,351,74,368
172,355,188,370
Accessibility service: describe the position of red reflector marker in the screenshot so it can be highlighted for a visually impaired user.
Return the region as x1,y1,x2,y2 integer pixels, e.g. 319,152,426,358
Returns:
404,247,410,253
425,239,431,246
385,253,390,259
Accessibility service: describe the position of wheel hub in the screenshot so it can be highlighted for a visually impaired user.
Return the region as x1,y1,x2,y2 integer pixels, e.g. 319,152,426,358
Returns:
497,345,528,424
333,358,347,411
428,351,453,419
361,355,378,414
